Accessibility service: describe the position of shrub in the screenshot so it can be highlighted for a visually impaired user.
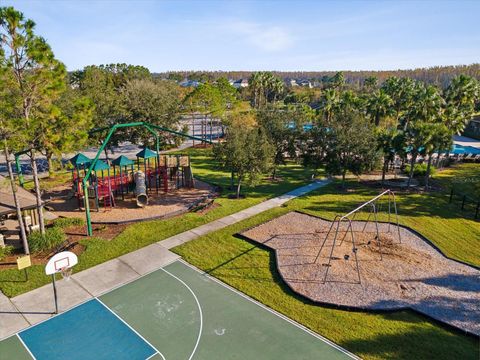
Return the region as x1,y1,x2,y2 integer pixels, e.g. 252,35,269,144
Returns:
53,217,84,229
0,245,13,261
28,227,66,253
405,163,436,177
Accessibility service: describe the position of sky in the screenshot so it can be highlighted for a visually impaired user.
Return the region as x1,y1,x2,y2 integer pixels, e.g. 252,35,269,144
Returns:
3,0,480,72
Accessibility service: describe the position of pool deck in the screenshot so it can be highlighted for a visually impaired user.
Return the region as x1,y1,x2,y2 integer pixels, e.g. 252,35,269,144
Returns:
453,135,480,148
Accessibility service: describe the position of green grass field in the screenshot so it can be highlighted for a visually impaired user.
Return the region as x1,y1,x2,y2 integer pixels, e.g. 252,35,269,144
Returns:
173,180,479,360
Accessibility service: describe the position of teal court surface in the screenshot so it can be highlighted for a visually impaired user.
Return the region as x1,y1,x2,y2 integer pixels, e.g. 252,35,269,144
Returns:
0,261,356,360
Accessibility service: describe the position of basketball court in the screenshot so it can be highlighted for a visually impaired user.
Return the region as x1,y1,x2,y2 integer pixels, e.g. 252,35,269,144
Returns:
0,260,357,360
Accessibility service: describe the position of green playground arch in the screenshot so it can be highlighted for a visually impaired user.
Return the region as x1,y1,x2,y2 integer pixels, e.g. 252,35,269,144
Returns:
82,121,212,236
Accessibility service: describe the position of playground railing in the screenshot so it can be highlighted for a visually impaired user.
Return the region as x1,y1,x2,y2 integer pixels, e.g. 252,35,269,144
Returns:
449,187,480,219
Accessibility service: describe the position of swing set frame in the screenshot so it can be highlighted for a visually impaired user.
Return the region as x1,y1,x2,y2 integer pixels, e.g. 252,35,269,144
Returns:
314,189,401,284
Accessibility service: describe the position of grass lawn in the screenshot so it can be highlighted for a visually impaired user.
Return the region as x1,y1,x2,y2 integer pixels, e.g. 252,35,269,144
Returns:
173,180,479,360
0,148,317,297
433,163,480,198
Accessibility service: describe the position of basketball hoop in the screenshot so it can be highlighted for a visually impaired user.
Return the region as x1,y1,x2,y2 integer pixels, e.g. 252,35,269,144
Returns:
45,251,78,313
60,266,73,280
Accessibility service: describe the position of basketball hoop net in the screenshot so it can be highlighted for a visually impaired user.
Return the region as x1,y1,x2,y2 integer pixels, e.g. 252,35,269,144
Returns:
60,266,73,280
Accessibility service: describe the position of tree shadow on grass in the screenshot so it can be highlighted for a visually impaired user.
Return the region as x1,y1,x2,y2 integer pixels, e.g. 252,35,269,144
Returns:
339,323,479,360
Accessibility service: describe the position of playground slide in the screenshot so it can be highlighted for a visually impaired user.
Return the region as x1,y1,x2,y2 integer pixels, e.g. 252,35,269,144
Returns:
134,171,148,207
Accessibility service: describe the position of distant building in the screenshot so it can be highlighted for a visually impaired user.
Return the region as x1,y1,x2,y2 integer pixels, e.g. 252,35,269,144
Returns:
232,79,249,89
298,79,313,88
179,80,201,88
464,116,480,140
289,79,298,87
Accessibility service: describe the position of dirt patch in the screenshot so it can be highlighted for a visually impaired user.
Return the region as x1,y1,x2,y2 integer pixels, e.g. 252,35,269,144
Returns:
241,212,480,336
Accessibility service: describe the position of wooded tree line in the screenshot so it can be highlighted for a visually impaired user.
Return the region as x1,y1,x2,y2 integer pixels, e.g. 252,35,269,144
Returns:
160,63,480,89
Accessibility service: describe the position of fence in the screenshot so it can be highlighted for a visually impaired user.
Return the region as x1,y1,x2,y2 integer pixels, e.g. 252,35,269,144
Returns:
449,187,480,219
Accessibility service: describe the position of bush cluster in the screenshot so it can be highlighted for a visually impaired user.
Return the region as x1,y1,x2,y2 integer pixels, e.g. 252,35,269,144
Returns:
0,245,13,261
28,227,66,253
405,163,436,177
53,217,84,229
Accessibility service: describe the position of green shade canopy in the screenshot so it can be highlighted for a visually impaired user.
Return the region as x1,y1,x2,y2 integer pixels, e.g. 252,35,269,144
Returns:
136,147,157,159
92,160,110,171
69,153,91,167
112,155,134,167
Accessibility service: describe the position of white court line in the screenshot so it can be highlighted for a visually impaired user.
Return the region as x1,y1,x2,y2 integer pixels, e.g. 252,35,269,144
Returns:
16,333,37,360
178,259,360,360
161,268,203,360
95,298,166,360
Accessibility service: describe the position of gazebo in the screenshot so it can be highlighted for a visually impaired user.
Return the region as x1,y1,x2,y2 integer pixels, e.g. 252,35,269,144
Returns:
112,155,135,200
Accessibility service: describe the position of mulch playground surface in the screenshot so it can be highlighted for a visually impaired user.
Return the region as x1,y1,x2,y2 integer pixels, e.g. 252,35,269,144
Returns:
46,180,216,223
241,212,480,336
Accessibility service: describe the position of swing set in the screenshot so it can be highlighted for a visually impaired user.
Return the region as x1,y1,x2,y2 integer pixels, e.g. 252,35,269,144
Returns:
314,189,402,284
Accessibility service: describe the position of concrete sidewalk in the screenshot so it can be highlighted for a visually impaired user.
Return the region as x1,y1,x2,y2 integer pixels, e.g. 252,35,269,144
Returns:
0,179,329,340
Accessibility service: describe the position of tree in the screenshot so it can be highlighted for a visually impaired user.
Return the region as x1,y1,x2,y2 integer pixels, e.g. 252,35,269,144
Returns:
324,111,378,188
423,123,452,189
366,90,394,126
248,72,284,108
122,78,181,146
444,75,479,135
364,76,378,92
329,72,345,90
1,6,67,235
301,126,329,177
213,125,274,198
319,88,339,123
77,63,151,150
376,128,403,186
40,88,95,172
0,62,29,253
382,77,416,122
257,107,297,179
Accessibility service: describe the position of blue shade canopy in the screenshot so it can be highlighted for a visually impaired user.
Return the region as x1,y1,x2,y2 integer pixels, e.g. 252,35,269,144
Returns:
69,153,91,167
136,147,157,159
92,160,110,171
438,144,480,155
112,155,135,167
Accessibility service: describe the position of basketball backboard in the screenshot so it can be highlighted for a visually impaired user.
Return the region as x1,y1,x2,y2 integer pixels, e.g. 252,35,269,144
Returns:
45,251,78,275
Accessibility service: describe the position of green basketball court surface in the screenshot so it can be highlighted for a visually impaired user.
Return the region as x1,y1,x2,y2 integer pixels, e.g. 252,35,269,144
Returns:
0,260,357,359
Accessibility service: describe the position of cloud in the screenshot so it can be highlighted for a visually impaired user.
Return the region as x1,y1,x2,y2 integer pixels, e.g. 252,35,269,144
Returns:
227,21,293,52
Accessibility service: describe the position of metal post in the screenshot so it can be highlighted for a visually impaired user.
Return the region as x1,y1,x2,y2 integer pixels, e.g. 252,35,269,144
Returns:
449,187,454,203
372,203,383,260
52,274,58,314
15,155,24,187
461,195,466,210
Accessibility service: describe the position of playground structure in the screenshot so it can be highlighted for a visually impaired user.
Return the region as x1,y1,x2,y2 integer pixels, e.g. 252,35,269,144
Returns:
70,150,195,213
60,121,212,236
314,189,401,284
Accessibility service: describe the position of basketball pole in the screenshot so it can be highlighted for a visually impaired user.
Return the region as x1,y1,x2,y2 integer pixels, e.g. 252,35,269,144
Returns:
51,274,58,314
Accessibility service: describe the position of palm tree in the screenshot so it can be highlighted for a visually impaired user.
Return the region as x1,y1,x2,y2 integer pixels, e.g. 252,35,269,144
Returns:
376,128,402,186
366,90,394,126
423,123,452,189
402,84,444,130
382,77,416,121
319,88,338,123
444,75,479,135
